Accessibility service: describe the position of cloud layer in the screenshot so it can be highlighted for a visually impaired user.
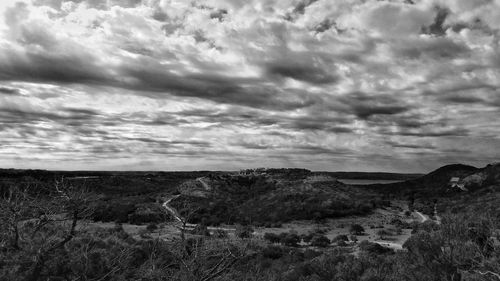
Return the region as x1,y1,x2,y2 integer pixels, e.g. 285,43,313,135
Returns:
0,0,499,172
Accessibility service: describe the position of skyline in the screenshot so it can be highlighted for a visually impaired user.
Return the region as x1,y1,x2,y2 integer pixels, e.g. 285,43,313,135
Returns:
0,0,499,173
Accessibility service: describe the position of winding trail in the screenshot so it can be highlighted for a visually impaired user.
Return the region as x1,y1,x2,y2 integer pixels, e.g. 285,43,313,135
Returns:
371,207,432,250
415,211,429,223
162,194,236,233
196,177,210,190
162,195,182,222
372,241,403,250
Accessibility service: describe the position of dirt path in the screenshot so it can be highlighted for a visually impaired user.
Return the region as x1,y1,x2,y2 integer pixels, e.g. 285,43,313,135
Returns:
162,195,182,222
162,195,235,232
196,177,210,190
372,241,403,250
415,211,428,223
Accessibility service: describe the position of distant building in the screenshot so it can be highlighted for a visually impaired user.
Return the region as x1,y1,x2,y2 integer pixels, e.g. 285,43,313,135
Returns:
450,177,460,185
449,177,468,191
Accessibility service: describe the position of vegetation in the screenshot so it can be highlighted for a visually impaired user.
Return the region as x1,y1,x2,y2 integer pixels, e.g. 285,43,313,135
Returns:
171,171,388,226
1,165,500,280
350,224,365,235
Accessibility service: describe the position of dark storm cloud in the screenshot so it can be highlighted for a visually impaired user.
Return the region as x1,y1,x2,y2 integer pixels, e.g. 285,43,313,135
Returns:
425,83,499,106
0,49,112,85
338,92,411,120
0,107,99,125
385,140,436,150
125,64,315,110
0,87,20,95
421,7,449,36
102,136,212,148
167,107,354,134
314,19,337,34
265,60,338,84
209,9,228,22
385,127,470,137
393,37,469,59
440,95,486,104
284,0,319,21
291,144,354,156
232,139,354,156
0,49,319,110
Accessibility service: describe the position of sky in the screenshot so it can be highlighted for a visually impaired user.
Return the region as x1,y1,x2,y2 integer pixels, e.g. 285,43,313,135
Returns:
0,0,499,172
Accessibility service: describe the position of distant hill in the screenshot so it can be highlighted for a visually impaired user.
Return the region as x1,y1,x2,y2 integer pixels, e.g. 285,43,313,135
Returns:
315,171,423,181
364,163,479,197
172,169,388,225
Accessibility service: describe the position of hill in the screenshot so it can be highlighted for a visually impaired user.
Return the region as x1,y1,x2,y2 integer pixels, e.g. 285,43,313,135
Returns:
365,164,479,197
461,162,500,190
171,169,388,226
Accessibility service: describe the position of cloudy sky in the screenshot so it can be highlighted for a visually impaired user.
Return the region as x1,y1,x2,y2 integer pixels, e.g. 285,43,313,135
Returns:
0,0,499,172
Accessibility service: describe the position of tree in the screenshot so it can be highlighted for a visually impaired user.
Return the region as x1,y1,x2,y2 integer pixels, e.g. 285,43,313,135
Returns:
350,224,365,235
0,179,95,281
400,213,500,281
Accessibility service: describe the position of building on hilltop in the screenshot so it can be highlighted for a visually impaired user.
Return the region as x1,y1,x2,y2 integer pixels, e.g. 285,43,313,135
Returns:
449,177,468,191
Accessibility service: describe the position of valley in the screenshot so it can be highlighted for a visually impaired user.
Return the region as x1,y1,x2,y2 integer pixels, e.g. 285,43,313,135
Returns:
1,163,499,281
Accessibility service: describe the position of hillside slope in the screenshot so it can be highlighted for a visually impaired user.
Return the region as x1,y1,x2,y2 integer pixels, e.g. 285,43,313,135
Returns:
365,164,479,197
172,169,388,225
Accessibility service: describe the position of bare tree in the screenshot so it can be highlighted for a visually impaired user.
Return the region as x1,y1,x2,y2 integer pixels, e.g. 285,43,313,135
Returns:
0,179,95,281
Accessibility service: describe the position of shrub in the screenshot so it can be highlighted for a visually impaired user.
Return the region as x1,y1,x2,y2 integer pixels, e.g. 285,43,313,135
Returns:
301,233,314,243
262,245,285,259
235,225,253,239
280,233,301,247
146,223,158,232
263,232,280,244
212,229,228,238
359,240,394,255
310,235,330,247
349,235,358,242
349,224,365,235
336,240,347,247
332,234,349,242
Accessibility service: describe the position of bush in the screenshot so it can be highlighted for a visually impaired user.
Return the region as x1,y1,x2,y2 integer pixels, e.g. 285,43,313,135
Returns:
332,234,349,242
310,235,330,247
336,240,347,247
280,233,301,247
264,232,280,244
359,240,394,255
262,245,285,259
376,229,393,239
212,229,228,238
350,224,365,235
146,223,158,232
301,233,314,243
349,235,358,242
